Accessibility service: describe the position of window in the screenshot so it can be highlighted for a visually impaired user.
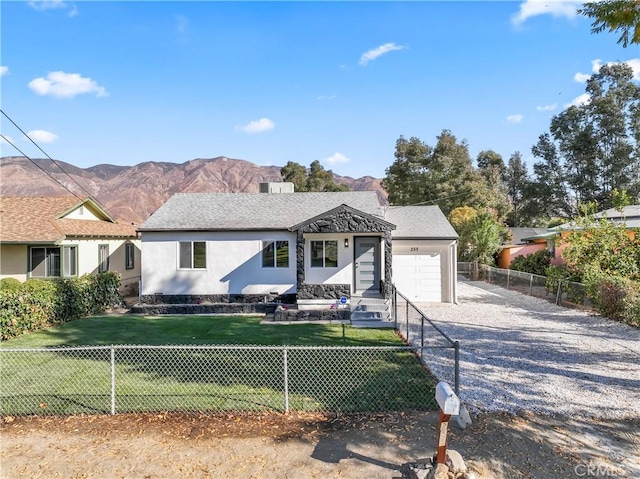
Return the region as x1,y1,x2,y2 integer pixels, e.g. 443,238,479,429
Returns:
30,247,61,277
125,243,135,270
310,240,338,268
63,246,77,277
262,240,289,268
98,244,110,273
179,241,206,269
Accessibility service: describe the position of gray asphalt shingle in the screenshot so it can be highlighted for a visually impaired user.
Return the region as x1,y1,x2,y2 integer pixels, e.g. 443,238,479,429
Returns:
385,205,458,239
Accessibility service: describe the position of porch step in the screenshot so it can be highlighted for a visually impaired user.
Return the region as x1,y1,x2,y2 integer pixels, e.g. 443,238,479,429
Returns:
350,297,391,322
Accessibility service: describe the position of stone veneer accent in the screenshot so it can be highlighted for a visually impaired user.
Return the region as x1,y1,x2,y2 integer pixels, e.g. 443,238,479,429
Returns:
139,293,296,305
273,309,350,322
131,303,279,315
294,206,394,300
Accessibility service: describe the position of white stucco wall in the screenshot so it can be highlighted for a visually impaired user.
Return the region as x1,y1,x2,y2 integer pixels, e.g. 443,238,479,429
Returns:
303,233,356,286
0,244,28,282
141,231,297,296
63,205,102,221
392,239,457,303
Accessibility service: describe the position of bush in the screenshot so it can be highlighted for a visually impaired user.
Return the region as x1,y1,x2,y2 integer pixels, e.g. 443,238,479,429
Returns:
509,249,552,276
0,272,122,340
0,278,22,290
584,272,640,326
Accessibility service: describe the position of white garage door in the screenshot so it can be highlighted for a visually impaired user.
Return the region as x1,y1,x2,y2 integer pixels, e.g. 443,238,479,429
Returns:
393,254,441,302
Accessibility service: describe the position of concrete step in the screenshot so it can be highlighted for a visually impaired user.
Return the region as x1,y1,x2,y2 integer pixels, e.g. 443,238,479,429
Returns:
350,297,390,321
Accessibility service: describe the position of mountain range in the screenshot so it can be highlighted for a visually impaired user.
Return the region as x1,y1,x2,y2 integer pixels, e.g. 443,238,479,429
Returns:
0,156,385,224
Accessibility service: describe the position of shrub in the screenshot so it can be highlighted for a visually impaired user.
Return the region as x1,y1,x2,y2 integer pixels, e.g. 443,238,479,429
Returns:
0,272,122,340
0,278,22,290
509,249,552,276
584,272,640,326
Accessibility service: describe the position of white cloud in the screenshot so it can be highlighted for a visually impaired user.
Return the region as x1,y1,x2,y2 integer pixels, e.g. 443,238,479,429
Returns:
359,43,405,66
536,103,557,112
566,93,591,108
574,72,591,83
324,152,350,165
29,0,77,16
0,66,8,76
237,118,275,134
507,114,524,123
28,71,107,98
25,130,59,143
511,0,581,25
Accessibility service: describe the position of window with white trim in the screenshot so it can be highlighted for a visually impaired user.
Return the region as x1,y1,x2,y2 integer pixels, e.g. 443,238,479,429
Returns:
63,246,77,277
125,243,135,270
98,244,110,273
310,240,338,268
30,247,61,277
179,241,206,269
262,240,289,268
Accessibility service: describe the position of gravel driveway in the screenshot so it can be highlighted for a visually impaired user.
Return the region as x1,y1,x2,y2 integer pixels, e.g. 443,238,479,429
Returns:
414,279,640,420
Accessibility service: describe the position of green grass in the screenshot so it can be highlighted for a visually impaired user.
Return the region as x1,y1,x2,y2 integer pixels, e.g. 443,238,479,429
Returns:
0,315,437,415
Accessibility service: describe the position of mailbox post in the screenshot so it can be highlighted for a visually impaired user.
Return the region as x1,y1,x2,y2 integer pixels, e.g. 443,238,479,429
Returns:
435,381,460,464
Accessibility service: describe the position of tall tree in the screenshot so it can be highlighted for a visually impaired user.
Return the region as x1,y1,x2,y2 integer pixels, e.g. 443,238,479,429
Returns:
475,150,511,222
281,161,309,192
531,62,640,215
280,160,349,193
579,0,640,47
383,130,492,217
504,151,529,226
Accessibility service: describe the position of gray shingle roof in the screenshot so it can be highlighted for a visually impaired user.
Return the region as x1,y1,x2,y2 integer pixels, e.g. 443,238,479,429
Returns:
139,191,386,231
384,205,458,239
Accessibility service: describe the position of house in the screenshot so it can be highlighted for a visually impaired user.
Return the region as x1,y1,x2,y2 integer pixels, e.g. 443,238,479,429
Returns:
497,227,548,269
137,186,458,306
0,196,141,294
542,205,640,265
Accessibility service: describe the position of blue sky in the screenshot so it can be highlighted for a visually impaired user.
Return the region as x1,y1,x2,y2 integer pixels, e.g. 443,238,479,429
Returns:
1,0,639,179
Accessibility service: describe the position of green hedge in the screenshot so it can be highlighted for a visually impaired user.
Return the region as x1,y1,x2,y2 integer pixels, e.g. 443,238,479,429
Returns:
0,273,122,340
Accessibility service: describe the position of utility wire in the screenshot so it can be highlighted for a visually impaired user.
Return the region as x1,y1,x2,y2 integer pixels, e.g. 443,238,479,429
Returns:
0,133,84,201
1,109,98,202
387,191,469,209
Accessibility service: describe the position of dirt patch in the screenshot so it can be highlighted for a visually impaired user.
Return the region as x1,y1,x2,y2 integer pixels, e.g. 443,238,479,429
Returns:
2,411,638,478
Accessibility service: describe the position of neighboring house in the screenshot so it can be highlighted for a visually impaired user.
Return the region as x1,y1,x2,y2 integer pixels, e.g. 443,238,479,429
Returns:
137,186,458,306
0,196,141,294
543,205,640,265
497,227,547,269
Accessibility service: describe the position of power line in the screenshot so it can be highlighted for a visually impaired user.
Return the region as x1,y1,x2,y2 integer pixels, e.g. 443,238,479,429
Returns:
0,133,84,201
387,191,470,209
1,109,98,202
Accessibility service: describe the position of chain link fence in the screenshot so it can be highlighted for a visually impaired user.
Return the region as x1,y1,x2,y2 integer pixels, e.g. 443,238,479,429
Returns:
390,286,460,396
458,262,594,310
0,344,438,416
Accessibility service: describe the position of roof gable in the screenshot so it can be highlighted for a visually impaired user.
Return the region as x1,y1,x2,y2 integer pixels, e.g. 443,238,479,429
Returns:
0,196,136,243
289,204,395,233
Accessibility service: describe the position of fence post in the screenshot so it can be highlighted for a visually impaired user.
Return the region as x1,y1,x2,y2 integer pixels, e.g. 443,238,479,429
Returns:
110,346,116,415
507,269,510,290
529,274,534,296
406,301,409,340
454,341,460,397
283,347,289,413
556,281,563,306
420,316,424,362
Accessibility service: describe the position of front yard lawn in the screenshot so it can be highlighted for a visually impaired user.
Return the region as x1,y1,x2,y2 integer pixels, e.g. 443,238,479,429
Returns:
0,315,437,415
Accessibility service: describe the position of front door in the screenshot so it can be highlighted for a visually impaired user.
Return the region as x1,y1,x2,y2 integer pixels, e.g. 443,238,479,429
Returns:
354,237,380,293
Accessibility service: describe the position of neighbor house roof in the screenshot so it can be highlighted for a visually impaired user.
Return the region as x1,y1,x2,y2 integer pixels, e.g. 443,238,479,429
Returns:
507,227,548,244
139,191,387,231
0,196,138,243
550,204,640,232
384,205,459,239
